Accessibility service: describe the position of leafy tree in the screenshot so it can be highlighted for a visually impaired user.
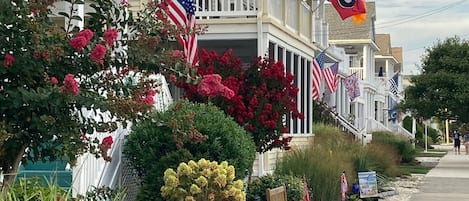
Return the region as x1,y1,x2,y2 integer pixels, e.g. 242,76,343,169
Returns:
0,0,198,189
401,36,469,123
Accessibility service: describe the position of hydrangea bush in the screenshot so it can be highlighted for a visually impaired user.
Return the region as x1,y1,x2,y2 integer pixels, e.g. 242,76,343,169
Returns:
124,100,255,201
161,159,246,201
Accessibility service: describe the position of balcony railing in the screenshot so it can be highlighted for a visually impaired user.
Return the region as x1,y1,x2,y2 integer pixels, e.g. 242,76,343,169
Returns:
349,67,364,80
196,0,328,47
196,0,257,18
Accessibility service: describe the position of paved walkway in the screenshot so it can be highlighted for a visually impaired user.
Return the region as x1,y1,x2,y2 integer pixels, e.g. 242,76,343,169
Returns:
410,145,469,201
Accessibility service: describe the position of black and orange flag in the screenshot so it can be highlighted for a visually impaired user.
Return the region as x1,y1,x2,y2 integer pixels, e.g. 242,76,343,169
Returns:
329,0,366,21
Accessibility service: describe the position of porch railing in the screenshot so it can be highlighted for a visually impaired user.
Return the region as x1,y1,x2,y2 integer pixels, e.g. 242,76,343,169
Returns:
350,67,364,80
196,0,327,47
395,124,414,139
332,112,360,139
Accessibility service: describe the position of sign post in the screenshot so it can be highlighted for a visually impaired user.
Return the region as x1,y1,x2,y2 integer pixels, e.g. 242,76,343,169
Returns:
358,171,378,199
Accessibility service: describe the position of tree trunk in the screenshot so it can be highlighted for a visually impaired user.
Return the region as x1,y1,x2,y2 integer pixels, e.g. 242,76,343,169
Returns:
1,147,25,196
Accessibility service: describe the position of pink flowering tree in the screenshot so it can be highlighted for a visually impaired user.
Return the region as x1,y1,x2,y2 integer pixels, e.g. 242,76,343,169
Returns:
0,0,200,188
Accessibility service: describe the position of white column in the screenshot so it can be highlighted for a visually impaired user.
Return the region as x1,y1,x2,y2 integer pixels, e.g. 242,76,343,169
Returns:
65,1,84,31
362,46,368,81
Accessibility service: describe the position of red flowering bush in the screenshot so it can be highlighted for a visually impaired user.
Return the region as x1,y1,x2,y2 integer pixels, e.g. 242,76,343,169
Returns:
99,136,114,162
178,49,302,152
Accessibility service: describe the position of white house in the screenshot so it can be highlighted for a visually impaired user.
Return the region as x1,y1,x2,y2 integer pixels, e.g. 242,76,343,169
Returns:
17,0,414,199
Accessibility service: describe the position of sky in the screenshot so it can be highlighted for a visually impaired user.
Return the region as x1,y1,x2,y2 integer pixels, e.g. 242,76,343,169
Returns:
374,0,469,75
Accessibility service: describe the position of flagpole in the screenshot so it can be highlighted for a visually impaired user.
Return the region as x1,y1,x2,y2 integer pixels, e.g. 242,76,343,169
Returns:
312,0,327,13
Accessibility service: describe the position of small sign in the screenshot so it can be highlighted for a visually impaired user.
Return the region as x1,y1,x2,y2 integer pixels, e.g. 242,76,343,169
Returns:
358,171,378,198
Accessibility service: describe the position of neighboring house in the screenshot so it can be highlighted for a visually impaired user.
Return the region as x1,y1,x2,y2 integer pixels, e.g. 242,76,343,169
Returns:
325,2,412,140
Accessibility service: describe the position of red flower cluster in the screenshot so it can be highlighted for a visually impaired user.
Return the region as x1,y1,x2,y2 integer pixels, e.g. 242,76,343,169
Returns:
273,135,293,151
141,88,157,105
90,44,106,65
100,136,114,162
50,77,58,84
103,28,118,46
101,136,113,149
3,54,14,68
178,49,302,152
70,29,93,52
61,74,79,96
77,29,94,43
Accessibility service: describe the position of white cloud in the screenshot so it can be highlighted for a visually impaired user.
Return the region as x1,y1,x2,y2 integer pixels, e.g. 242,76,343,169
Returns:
374,0,469,75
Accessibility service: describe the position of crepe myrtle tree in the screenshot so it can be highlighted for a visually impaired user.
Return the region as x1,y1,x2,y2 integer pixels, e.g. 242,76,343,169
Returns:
0,0,201,189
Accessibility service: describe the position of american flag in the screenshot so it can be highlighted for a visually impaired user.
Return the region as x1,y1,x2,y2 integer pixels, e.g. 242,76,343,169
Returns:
165,0,198,66
312,52,326,101
389,72,399,97
342,73,360,101
323,62,339,93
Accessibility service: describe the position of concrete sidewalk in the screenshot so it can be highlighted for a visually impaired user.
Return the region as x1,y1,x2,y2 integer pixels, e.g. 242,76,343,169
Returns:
410,145,469,201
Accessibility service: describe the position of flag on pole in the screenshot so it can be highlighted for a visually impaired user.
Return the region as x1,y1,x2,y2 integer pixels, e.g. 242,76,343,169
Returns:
323,62,339,93
389,72,399,97
342,73,360,101
329,0,367,20
312,51,326,100
350,0,367,25
389,96,398,123
341,172,348,201
165,0,198,66
303,176,311,201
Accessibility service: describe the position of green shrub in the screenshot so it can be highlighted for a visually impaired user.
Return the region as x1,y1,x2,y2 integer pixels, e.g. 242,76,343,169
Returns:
273,123,359,201
246,174,304,201
5,177,69,201
4,177,126,201
124,100,256,201
403,116,440,146
371,131,416,163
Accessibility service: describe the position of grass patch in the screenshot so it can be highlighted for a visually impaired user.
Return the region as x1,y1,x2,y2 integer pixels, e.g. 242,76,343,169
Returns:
398,164,433,175
415,151,447,158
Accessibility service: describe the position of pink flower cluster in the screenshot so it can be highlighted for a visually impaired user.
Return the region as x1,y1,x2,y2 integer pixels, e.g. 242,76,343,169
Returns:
50,77,58,84
61,74,79,96
103,28,118,46
3,54,14,68
90,44,106,65
197,74,234,99
69,29,110,65
141,88,157,105
70,29,94,52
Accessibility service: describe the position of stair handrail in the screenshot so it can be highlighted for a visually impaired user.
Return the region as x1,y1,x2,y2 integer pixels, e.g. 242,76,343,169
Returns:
395,123,414,139
331,112,360,138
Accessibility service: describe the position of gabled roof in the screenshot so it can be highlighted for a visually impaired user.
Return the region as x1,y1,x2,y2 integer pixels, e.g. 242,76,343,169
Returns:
324,2,376,40
376,34,392,56
392,47,403,72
